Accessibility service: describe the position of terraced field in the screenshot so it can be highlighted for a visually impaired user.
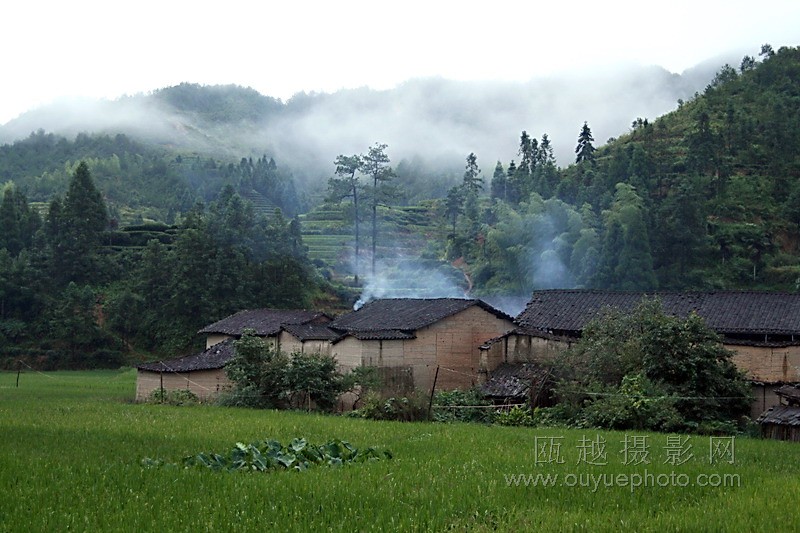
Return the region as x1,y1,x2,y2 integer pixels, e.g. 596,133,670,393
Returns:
299,202,450,280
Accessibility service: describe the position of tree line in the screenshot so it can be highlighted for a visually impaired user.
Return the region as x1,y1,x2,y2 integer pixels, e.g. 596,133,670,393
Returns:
0,162,320,368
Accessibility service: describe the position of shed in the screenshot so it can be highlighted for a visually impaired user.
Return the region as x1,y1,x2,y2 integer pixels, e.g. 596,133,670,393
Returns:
757,405,800,441
480,362,554,406
135,339,236,401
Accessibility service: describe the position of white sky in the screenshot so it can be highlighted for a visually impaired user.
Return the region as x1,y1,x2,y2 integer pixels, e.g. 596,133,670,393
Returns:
2,0,799,125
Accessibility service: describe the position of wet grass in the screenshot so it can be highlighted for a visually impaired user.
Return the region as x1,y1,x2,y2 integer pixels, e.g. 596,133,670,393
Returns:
1,370,798,531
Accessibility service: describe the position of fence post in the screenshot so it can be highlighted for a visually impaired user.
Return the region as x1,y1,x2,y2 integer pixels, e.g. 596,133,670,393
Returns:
427,366,440,420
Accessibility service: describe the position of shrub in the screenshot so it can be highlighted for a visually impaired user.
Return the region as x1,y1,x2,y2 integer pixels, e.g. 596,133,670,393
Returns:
432,389,495,423
223,330,344,411
283,352,343,411
578,373,685,432
495,406,535,427
341,366,383,409
146,388,199,406
355,391,430,421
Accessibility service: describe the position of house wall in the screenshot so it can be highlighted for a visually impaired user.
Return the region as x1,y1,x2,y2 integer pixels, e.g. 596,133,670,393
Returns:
332,337,365,369
404,306,514,393
728,344,800,383
277,331,332,356
135,369,232,401
206,334,232,349
480,334,573,376
329,306,513,394
749,383,784,419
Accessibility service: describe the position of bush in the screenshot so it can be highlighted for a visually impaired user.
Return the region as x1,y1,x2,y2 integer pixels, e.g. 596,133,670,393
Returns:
223,330,344,411
578,374,685,432
284,352,343,410
432,389,495,423
146,388,199,406
354,391,430,421
557,299,753,432
495,406,535,427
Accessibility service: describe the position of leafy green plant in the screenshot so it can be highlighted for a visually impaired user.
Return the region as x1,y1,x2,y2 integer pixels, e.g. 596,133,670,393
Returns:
354,391,430,421
143,437,392,473
432,388,495,423
146,388,200,406
494,406,535,427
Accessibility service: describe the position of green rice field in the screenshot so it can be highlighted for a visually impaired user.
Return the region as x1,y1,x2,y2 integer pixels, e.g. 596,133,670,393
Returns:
1,370,799,532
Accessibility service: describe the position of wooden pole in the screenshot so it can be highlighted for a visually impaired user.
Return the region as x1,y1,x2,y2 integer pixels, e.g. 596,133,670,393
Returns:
427,366,440,420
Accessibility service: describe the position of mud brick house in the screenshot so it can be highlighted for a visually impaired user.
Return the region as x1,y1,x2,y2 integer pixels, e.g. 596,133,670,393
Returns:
136,299,514,401
328,298,515,393
135,309,333,401
480,290,800,417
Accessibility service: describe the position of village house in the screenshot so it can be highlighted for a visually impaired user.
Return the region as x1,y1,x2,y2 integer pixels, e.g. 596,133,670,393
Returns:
480,289,800,417
328,298,515,393
135,298,515,402
135,309,333,401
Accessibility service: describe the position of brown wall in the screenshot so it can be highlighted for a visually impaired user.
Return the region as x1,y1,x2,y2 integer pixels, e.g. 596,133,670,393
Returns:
728,344,800,383
480,334,573,377
277,331,332,356
135,369,233,401
330,306,513,393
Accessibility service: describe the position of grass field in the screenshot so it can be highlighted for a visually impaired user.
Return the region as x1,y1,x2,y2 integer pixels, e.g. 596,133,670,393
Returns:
2,370,799,532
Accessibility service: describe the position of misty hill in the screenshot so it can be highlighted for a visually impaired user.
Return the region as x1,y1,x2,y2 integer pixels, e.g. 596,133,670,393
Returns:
310,45,800,301
454,45,800,293
0,61,723,185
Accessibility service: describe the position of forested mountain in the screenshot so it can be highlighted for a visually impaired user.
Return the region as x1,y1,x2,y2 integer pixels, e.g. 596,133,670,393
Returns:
445,45,800,295
1,45,798,369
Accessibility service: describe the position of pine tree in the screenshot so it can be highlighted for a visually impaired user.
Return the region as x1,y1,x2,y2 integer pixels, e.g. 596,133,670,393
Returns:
575,122,596,164
462,152,483,194
49,162,110,284
361,143,395,275
490,161,507,201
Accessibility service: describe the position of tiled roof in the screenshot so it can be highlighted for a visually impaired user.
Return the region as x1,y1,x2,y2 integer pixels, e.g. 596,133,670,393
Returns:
348,329,416,341
757,404,800,426
775,385,800,405
281,323,342,342
517,290,800,336
198,309,329,337
137,339,236,373
480,362,552,399
330,298,513,333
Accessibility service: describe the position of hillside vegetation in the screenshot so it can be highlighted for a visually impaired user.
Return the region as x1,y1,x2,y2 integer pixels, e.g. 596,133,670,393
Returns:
0,46,799,367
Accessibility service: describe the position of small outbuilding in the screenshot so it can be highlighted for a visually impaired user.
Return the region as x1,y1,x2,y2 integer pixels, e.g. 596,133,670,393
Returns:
479,362,555,407
757,405,800,441
135,340,236,401
757,384,800,441
136,308,333,402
